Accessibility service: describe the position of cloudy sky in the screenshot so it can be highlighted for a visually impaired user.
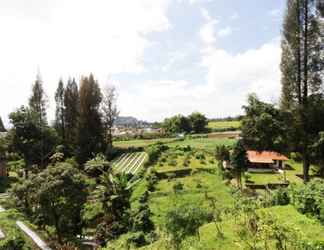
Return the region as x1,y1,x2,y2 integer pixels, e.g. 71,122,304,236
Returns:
0,0,285,124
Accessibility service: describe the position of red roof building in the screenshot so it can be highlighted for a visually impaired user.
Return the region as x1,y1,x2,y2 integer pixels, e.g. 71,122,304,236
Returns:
247,150,288,171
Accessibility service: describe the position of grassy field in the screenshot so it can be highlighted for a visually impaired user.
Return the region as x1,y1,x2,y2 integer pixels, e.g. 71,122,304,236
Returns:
208,120,241,130
114,137,236,152
113,138,177,148
199,205,324,250
247,159,319,185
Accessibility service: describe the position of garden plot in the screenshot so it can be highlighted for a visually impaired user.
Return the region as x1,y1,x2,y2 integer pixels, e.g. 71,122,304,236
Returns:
112,152,147,174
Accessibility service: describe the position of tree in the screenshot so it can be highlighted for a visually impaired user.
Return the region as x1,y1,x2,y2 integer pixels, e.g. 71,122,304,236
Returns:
29,74,47,124
162,115,191,134
280,0,324,182
77,74,104,163
230,140,247,189
12,162,87,243
164,204,210,250
241,94,289,153
101,85,119,153
9,106,57,178
64,78,79,152
95,172,132,245
0,117,6,132
54,79,65,142
188,112,208,133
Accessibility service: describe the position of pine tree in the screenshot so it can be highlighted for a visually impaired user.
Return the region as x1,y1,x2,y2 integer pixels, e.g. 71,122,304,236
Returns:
101,85,119,153
77,74,104,163
29,74,47,125
280,0,323,182
0,117,6,132
64,78,80,152
55,79,65,141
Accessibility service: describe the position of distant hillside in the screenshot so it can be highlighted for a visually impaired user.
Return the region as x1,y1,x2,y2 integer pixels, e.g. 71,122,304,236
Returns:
115,116,151,128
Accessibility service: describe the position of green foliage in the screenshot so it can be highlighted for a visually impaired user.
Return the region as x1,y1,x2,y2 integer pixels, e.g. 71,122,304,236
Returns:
230,140,248,189
9,106,58,174
28,75,47,124
215,145,230,161
11,162,87,242
0,234,27,250
164,204,210,249
241,94,289,153
172,181,184,193
289,179,324,223
84,154,110,178
270,188,290,206
188,112,208,134
77,74,104,163
146,142,169,165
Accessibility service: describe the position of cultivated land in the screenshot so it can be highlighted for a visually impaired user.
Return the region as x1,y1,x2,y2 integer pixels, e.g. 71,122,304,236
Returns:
207,120,241,130
112,152,147,175
107,142,324,249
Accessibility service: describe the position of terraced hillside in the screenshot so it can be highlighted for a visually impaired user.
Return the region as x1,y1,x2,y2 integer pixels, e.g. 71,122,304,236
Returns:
112,152,147,174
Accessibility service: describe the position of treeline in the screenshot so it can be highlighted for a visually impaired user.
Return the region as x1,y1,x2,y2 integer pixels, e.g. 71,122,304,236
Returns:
162,112,208,134
6,73,118,177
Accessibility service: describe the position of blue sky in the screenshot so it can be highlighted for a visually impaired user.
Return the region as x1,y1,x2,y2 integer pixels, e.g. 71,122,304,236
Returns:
0,0,286,124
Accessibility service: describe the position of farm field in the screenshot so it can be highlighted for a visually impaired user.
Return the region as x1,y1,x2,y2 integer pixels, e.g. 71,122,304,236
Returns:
208,120,241,130
167,138,236,152
113,138,177,148
112,152,147,174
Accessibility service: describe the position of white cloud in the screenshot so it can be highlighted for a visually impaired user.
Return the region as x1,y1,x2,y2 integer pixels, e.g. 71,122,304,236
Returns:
0,0,170,124
230,12,239,20
217,26,232,37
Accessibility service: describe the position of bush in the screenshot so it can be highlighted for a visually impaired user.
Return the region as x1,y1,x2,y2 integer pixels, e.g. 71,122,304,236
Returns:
270,188,290,206
146,143,169,165
290,152,302,162
173,182,184,193
289,179,324,223
126,232,147,247
0,234,26,250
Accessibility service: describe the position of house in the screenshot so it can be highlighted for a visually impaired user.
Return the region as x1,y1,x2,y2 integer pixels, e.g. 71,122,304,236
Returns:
247,150,288,172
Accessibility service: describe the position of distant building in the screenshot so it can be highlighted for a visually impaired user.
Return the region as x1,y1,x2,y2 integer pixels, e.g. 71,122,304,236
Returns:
247,150,288,172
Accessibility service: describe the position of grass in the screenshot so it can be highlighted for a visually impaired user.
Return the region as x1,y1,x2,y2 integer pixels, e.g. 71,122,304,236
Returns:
208,120,241,130
199,205,324,250
167,138,236,152
247,159,318,186
113,138,177,148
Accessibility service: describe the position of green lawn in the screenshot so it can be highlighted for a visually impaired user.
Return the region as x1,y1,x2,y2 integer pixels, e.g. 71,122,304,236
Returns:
208,120,241,130
247,159,317,186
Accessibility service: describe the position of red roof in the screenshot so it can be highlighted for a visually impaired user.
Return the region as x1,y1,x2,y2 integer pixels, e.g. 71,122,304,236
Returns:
247,150,288,164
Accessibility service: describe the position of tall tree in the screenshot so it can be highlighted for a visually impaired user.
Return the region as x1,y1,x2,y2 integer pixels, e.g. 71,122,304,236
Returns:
241,94,289,153
230,140,247,190
280,0,323,182
29,74,47,124
64,78,79,152
0,117,6,132
77,74,104,163
9,106,57,177
55,79,65,141
188,112,208,133
101,85,119,152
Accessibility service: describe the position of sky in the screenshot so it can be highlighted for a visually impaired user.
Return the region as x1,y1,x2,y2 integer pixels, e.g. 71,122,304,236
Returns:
0,0,286,124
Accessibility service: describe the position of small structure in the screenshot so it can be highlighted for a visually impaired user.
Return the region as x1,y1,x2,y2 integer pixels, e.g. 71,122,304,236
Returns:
247,150,288,172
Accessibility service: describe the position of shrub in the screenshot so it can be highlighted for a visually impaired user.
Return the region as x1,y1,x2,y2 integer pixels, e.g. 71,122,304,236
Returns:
270,188,290,206
290,152,302,162
0,234,26,250
126,232,147,247
173,182,184,193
